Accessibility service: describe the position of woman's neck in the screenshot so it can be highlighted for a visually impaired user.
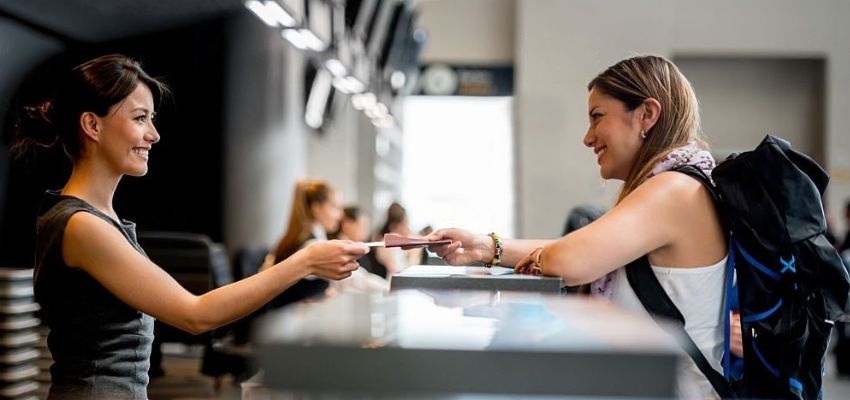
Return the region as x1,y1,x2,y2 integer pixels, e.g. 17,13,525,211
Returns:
62,159,122,219
311,223,328,241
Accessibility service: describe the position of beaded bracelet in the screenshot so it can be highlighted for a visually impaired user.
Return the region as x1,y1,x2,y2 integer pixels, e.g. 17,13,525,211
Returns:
483,232,503,267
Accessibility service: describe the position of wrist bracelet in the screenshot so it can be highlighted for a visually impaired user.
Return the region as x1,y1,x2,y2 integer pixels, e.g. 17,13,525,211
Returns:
484,232,503,267
534,247,545,276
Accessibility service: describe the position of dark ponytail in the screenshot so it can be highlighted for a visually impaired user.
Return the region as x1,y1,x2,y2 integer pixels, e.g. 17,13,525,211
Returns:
10,54,169,161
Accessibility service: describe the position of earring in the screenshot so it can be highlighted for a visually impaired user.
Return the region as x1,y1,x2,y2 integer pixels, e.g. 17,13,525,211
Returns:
640,129,647,140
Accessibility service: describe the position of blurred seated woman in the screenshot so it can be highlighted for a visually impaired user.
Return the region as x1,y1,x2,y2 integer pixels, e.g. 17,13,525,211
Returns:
266,179,343,306
266,181,387,305
372,202,424,278
334,205,390,292
335,206,371,242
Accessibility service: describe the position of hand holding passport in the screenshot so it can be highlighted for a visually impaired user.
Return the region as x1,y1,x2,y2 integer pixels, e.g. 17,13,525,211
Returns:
363,233,452,250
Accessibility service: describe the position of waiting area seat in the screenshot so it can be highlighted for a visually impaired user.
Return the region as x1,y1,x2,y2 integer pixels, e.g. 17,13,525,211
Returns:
136,231,247,384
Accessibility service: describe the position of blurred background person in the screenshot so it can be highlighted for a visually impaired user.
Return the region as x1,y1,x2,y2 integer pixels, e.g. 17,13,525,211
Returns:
372,202,423,278
562,204,606,237
331,205,389,292
841,200,850,256
266,181,387,306
267,179,344,307
562,204,606,293
335,206,371,243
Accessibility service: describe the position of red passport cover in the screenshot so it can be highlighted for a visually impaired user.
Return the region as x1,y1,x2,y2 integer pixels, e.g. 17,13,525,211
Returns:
383,233,452,249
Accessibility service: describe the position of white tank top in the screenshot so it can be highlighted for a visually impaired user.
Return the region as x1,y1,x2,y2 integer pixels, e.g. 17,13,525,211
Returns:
609,256,728,399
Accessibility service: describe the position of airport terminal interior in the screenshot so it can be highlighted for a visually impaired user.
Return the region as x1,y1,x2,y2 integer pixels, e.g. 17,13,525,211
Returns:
2,0,850,399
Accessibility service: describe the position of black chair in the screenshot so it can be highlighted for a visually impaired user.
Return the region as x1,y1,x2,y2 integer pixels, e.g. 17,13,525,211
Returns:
562,204,606,236
230,247,269,345
561,205,606,294
136,231,237,381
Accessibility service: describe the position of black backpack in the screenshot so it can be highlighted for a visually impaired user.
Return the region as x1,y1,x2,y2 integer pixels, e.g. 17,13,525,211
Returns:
626,135,850,399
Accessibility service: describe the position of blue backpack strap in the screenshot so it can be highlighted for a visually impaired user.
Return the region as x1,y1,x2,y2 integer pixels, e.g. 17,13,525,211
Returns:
724,237,744,381
626,257,735,398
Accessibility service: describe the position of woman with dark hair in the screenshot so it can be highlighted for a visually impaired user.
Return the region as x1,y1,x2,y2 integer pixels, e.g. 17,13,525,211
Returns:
11,54,368,399
428,55,731,398
336,206,370,243
372,202,423,277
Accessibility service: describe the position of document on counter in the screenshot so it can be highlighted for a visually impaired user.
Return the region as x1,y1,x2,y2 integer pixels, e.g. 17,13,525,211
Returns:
396,265,514,276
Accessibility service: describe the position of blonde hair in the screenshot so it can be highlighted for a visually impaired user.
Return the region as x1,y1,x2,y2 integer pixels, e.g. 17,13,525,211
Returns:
273,179,335,263
587,55,707,204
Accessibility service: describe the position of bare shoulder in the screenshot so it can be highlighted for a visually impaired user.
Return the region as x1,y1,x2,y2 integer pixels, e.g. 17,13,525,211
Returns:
624,171,712,212
63,211,133,268
621,171,721,237
65,211,120,240
634,171,725,265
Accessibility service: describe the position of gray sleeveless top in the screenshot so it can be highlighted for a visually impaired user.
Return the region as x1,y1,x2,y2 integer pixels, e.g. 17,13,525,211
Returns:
35,191,154,400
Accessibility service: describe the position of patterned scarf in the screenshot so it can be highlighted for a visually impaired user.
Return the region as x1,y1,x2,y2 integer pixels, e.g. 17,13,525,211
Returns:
590,142,716,298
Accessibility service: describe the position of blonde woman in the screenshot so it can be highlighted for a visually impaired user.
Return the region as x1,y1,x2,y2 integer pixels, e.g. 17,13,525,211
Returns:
429,55,732,399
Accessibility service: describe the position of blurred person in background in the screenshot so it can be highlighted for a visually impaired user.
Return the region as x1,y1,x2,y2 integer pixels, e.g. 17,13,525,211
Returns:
372,202,424,278
562,204,606,236
335,206,371,243
823,197,838,246
266,182,387,303
11,54,367,400
331,205,389,290
841,200,850,255
836,199,850,376
266,179,345,306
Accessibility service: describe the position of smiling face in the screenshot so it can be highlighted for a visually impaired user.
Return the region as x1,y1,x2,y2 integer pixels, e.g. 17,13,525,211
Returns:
583,88,644,180
96,83,160,176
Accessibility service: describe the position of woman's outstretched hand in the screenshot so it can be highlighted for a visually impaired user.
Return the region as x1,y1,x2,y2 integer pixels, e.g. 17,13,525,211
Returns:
296,240,369,280
425,228,492,266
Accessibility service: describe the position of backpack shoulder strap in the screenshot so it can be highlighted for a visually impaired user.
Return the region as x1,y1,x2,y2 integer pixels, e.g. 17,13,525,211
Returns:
625,257,734,398
672,165,721,204
627,165,734,397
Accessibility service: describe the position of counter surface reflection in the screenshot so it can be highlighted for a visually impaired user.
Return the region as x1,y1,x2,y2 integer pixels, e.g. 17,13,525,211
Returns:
256,290,681,398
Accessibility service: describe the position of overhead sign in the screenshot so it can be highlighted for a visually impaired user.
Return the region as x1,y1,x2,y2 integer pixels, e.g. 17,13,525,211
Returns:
418,64,513,96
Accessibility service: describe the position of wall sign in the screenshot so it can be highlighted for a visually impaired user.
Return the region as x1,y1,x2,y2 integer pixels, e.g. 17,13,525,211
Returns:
417,64,513,96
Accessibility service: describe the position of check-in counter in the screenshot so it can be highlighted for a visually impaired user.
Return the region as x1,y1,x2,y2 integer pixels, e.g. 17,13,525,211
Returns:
390,265,563,293
254,290,682,398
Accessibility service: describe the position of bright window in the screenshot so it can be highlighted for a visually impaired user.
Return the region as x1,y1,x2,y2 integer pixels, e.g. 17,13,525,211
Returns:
401,96,515,237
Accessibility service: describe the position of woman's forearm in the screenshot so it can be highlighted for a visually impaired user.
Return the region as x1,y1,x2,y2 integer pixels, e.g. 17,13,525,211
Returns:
184,257,310,334
498,238,553,267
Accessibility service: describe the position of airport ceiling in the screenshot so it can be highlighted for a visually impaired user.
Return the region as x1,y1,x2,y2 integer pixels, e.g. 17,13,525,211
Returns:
0,0,245,42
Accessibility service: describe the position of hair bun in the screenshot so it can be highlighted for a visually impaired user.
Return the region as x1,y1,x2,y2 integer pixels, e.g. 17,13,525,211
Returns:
10,98,60,158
